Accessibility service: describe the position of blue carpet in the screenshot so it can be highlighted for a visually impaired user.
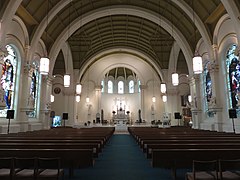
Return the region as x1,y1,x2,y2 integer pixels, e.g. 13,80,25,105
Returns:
64,134,189,180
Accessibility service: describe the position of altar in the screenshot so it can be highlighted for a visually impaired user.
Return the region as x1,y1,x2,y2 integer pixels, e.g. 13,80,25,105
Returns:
113,108,129,124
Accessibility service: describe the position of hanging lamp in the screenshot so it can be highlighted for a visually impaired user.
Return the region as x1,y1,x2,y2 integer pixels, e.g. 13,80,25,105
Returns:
40,0,50,75
76,95,81,102
192,0,203,74
64,1,72,87
76,83,82,94
162,95,167,102
160,83,166,93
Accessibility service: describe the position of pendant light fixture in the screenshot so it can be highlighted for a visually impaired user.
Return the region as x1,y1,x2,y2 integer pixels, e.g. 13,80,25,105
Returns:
192,0,203,74
40,0,50,75
160,83,166,93
170,2,179,86
86,66,90,103
158,2,168,95
162,95,167,102
75,95,81,102
76,83,82,94
64,1,72,87
152,66,156,103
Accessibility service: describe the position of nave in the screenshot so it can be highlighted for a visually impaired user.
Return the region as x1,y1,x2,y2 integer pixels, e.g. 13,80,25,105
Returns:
68,134,186,180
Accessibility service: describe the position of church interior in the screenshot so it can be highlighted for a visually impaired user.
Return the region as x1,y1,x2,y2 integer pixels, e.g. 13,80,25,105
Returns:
1,0,240,179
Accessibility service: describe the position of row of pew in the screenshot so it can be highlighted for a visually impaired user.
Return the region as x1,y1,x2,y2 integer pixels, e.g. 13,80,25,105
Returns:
0,126,115,179
128,126,240,179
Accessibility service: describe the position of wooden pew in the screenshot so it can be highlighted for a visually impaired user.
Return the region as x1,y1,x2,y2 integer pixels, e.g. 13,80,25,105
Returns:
146,143,240,158
0,142,101,157
0,148,94,176
152,148,240,180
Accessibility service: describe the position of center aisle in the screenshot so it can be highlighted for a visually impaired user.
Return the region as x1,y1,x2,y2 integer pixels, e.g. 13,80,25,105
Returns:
66,134,186,180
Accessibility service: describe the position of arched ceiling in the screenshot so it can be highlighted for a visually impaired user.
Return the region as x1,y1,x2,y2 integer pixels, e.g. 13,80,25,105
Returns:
12,0,228,76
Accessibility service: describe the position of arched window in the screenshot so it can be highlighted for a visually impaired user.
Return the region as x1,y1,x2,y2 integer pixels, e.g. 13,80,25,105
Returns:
108,80,113,93
226,44,240,111
129,80,134,93
28,62,40,118
0,45,17,117
118,81,124,94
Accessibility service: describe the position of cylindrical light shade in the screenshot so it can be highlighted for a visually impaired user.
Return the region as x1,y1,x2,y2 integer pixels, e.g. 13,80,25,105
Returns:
162,95,167,102
64,74,70,87
172,73,179,86
152,96,156,103
40,57,49,75
188,95,192,103
50,94,54,103
160,83,167,93
76,84,82,94
86,97,90,103
193,55,203,74
75,95,80,102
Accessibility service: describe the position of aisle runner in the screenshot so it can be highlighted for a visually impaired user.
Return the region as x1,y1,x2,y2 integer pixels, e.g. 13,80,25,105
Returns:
65,134,187,180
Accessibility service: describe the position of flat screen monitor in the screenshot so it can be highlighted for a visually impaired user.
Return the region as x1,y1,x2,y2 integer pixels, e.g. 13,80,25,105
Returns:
52,116,61,127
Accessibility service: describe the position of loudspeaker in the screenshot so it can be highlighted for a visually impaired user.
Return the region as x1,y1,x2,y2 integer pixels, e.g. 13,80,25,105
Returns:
174,112,181,119
229,109,237,118
62,113,68,120
50,111,55,118
6,110,14,119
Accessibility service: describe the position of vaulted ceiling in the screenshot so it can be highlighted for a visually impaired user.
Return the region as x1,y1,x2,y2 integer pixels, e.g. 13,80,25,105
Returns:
9,0,231,76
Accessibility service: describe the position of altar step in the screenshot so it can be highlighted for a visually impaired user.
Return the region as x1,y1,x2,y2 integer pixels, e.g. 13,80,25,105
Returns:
114,124,129,134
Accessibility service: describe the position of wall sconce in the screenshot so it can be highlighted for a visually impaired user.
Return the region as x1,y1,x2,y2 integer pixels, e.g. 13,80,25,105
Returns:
152,96,156,103
160,83,166,93
76,95,80,102
162,95,167,102
40,57,49,75
172,73,179,86
86,96,90,103
76,83,82,94
50,94,54,103
64,74,70,87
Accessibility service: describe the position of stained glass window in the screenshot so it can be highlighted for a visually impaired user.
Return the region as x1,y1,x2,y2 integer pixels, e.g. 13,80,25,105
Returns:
28,62,39,118
118,81,124,94
226,44,240,111
108,80,113,93
0,45,17,117
204,62,212,103
129,80,134,93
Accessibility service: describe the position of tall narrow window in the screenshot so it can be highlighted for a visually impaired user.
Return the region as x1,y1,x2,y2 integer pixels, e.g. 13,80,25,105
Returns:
101,80,104,93
226,44,240,111
203,62,212,116
204,62,212,102
108,80,113,94
129,80,134,93
138,80,141,93
0,45,17,117
118,81,124,94
28,62,39,118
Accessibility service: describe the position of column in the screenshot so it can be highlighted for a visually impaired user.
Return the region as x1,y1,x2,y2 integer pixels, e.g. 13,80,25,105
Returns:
39,75,53,129
95,85,101,123
17,46,32,132
140,85,146,121
209,44,223,131
189,74,202,129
